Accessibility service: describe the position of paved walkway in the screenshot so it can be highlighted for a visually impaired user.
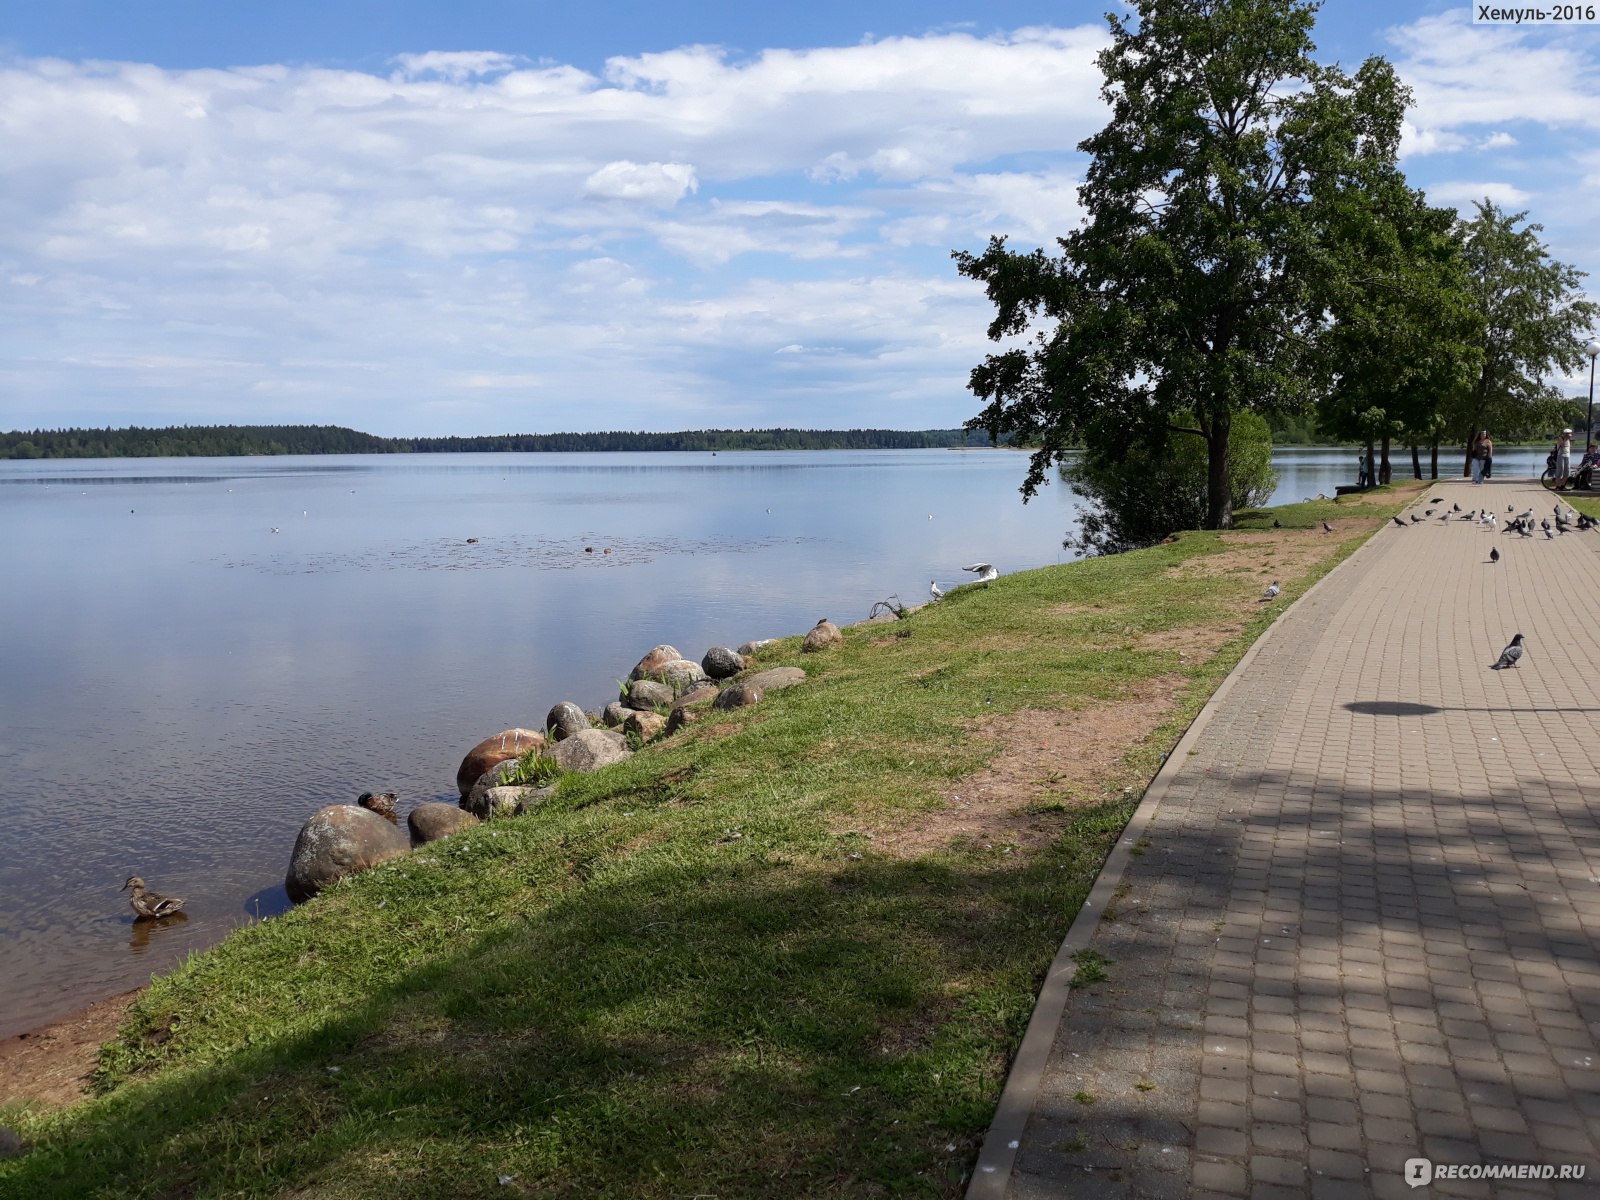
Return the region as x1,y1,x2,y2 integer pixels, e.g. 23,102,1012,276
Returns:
971,478,1600,1198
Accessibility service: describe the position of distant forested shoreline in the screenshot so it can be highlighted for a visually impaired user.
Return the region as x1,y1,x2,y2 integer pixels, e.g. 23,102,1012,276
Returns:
0,424,1020,459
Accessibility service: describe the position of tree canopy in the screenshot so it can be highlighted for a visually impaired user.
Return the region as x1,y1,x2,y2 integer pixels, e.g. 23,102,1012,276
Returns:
957,0,1411,529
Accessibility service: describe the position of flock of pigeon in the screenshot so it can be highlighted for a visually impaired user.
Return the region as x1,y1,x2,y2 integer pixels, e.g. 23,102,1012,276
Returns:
1380,496,1596,672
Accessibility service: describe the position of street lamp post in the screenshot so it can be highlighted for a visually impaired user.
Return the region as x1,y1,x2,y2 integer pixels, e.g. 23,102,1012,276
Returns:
1588,338,1600,446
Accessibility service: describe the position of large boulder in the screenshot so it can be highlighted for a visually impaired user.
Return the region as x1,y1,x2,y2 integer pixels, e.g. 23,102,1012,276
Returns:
548,728,632,772
802,619,843,653
651,659,709,692
743,667,807,693
712,682,763,710
455,728,544,798
408,803,479,845
545,701,590,741
629,645,683,681
623,679,674,711
286,805,410,903
701,646,746,679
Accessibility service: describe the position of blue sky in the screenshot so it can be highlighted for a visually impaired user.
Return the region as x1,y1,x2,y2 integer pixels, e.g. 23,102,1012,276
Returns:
2,1,1597,436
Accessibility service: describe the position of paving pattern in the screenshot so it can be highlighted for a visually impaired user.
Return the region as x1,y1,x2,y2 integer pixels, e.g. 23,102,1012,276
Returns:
987,479,1600,1198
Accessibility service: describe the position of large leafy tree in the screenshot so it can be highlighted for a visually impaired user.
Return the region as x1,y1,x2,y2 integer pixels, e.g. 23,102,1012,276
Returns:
1312,165,1480,483
1444,201,1598,464
957,0,1407,529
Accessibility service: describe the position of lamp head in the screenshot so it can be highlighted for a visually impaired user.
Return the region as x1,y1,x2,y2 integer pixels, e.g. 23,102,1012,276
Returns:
1587,337,1600,359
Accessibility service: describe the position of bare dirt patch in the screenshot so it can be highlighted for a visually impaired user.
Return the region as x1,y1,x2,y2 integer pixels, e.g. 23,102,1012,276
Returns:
869,674,1189,859
0,987,141,1110
1133,621,1245,661
1166,528,1344,582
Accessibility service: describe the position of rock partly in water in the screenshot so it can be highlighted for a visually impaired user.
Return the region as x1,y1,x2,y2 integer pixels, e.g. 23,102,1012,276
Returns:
742,666,807,693
622,678,674,711
545,701,590,741
712,682,764,710
455,728,544,798
408,802,479,845
629,645,683,681
700,646,746,679
601,700,631,727
801,619,843,652
623,709,667,740
285,805,411,903
548,728,632,772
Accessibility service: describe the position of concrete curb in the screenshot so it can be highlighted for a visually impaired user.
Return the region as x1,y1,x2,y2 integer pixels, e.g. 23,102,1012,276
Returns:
964,518,1396,1199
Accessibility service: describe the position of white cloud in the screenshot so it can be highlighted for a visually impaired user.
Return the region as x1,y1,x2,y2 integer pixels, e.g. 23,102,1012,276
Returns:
582,161,699,205
1426,181,1532,211
392,52,521,81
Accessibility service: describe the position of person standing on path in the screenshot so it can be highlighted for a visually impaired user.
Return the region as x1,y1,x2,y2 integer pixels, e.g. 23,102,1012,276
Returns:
1480,431,1494,479
1554,427,1574,483
1470,431,1487,484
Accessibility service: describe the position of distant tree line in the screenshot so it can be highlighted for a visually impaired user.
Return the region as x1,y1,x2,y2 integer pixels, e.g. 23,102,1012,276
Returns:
0,424,1001,460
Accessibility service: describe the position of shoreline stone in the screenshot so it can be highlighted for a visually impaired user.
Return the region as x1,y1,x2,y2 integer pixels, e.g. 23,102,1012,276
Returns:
455,728,544,798
286,804,410,903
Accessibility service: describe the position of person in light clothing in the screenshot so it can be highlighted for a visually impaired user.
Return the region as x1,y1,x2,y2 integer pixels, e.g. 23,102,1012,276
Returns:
1554,428,1574,483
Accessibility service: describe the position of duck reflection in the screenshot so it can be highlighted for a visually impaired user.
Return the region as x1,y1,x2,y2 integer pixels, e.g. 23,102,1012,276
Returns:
128,910,189,951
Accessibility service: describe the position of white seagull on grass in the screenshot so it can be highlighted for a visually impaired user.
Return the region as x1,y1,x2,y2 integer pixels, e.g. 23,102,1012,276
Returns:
962,563,999,583
930,580,944,601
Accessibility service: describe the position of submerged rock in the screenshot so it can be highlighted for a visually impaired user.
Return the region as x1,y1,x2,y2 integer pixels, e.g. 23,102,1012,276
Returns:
286,805,410,903
455,728,544,798
408,802,479,845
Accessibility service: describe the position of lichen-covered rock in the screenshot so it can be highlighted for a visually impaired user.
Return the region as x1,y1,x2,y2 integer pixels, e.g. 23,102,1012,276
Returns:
742,667,806,693
802,619,843,652
701,646,746,679
285,805,410,903
712,682,763,710
408,802,479,845
545,701,590,741
549,727,631,772
623,679,674,711
623,709,667,740
455,728,544,798
465,784,554,820
650,658,709,692
629,645,683,681
601,700,631,727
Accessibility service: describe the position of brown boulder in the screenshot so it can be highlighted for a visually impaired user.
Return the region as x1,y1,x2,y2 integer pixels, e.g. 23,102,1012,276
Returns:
623,710,667,740
664,706,703,735
408,803,479,845
285,805,410,903
743,667,807,692
802,619,843,652
629,645,683,681
456,728,544,798
674,682,719,709
623,679,674,710
712,682,763,710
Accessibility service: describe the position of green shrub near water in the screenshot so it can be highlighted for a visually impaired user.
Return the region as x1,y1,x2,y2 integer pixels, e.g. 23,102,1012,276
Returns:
0,493,1408,1199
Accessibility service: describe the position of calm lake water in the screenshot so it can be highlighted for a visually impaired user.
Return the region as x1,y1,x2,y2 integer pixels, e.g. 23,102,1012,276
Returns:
1,446,1364,1036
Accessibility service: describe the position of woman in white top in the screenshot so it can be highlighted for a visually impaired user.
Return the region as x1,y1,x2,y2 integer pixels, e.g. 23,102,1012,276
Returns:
1555,428,1574,482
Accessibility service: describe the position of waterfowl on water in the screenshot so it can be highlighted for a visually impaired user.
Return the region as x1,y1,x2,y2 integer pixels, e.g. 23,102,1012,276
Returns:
122,876,186,920
357,791,399,822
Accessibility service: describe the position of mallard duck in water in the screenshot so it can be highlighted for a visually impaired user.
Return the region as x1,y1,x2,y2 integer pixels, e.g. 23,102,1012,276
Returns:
122,876,186,920
358,791,399,822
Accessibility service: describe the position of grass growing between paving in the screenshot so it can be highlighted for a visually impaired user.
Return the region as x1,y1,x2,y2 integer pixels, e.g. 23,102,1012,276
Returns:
0,487,1419,1200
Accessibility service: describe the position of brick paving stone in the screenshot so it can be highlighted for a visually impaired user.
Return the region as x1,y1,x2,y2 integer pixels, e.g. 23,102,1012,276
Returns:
991,480,1600,1199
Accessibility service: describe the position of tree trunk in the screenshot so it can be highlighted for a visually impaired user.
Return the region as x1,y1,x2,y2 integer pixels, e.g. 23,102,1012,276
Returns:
1379,435,1392,485
1429,440,1439,480
1410,442,1422,480
1205,414,1232,530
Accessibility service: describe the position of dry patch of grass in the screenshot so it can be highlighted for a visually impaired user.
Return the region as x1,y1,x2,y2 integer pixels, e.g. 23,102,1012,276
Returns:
868,674,1188,859
1133,621,1245,661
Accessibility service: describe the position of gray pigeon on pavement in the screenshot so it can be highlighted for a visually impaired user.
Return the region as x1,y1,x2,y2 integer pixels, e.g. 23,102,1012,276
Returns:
1261,580,1281,601
1489,547,1499,564
1490,634,1525,670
